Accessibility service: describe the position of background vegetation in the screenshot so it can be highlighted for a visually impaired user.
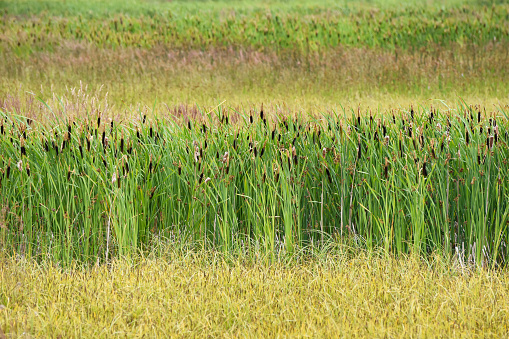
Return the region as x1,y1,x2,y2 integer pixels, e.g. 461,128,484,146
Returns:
1,0,508,110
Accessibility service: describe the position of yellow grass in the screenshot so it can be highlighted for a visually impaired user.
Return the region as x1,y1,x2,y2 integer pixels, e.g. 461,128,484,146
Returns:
1,251,508,338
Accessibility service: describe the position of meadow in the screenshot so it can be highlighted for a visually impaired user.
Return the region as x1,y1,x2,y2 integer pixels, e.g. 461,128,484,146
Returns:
1,0,509,337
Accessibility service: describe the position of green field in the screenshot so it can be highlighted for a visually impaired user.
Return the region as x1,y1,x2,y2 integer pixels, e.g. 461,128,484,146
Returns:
1,0,509,337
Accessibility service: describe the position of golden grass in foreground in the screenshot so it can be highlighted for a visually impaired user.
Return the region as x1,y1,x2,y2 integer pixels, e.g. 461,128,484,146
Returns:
1,252,508,338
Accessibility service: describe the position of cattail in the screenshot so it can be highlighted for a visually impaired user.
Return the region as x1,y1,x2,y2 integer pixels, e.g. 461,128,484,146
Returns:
488,135,494,149
422,161,428,177
384,135,389,146
142,114,147,124
79,144,83,158
410,107,414,120
187,120,192,131
20,140,26,157
97,115,101,128
384,157,389,178
26,163,30,177
325,167,332,183
87,136,91,152
465,130,470,145
357,141,362,159
67,166,72,181
260,146,265,157
150,126,153,138
1,123,4,135
477,111,481,123
260,105,264,120
6,160,10,179
149,186,156,199
271,129,275,140
120,135,124,153
249,115,253,124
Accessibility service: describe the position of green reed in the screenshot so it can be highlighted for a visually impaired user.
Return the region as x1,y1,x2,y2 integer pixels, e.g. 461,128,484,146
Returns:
1,102,509,267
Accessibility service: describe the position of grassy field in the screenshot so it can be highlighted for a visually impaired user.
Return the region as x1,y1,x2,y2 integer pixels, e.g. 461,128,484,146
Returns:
2,250,509,337
1,0,509,337
1,0,508,110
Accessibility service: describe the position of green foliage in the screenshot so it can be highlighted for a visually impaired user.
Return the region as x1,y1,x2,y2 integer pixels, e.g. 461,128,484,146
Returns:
1,1,508,56
1,99,508,268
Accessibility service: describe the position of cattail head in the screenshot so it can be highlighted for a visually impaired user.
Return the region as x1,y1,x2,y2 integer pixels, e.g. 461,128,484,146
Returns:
20,138,26,156
222,152,229,166
6,159,10,179
149,186,156,199
325,166,332,183
384,135,390,146
422,161,428,177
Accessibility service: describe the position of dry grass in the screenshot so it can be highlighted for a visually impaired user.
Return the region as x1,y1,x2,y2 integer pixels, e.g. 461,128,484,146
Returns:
2,43,508,113
1,252,508,338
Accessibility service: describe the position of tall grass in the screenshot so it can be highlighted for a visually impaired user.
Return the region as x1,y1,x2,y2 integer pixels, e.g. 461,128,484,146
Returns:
1,99,509,267
2,2,508,56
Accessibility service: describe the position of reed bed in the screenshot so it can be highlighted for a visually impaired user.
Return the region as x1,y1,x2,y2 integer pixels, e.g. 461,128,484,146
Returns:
0,100,508,268
3,2,508,56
